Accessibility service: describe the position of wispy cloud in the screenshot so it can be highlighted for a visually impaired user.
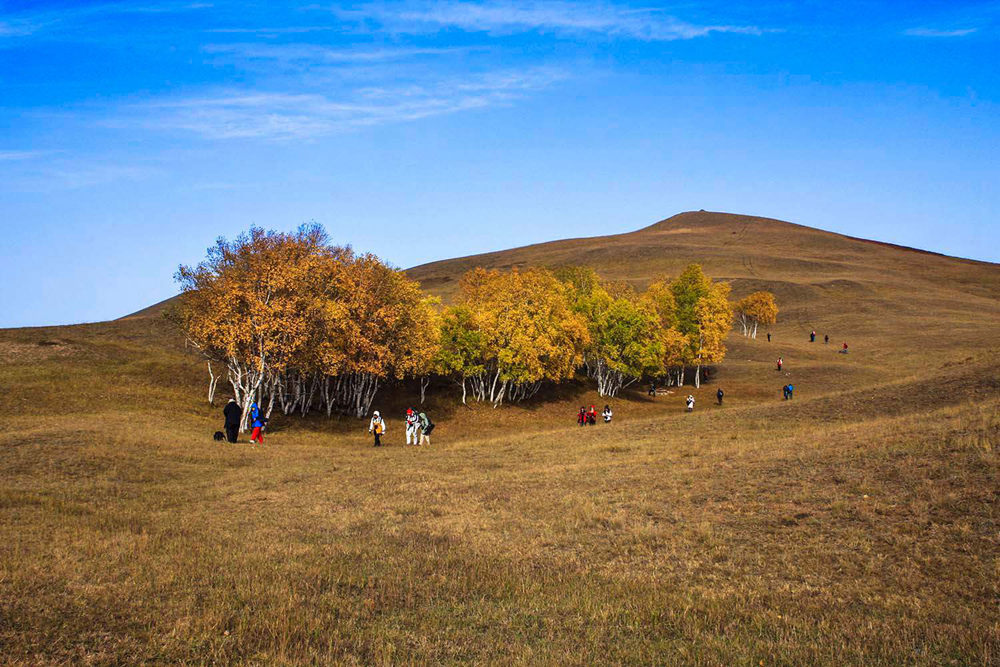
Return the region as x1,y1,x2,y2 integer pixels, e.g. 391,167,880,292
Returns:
112,67,565,140
202,42,462,67
344,1,763,40
0,150,53,161
903,27,978,38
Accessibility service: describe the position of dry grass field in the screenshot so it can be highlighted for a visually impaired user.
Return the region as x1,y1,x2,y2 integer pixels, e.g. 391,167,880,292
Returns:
1,211,998,664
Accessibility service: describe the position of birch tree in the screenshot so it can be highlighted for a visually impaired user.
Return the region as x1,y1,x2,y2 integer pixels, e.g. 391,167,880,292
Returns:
734,291,778,338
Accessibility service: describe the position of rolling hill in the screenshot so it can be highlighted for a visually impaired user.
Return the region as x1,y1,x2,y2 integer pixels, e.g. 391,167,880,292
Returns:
1,211,997,663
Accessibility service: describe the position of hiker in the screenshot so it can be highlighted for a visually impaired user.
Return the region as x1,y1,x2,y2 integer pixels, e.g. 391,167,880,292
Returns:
776,357,783,371
686,395,695,412
648,382,656,396
577,406,587,426
223,398,241,443
787,383,795,399
368,410,386,447
587,405,598,425
767,332,771,342
249,401,266,444
716,387,724,405
810,330,816,342
824,334,829,344
782,384,789,400
405,408,420,445
842,342,849,354
418,411,434,446
602,405,613,423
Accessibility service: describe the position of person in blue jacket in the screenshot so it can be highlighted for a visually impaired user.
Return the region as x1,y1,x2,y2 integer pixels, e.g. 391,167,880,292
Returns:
249,401,267,444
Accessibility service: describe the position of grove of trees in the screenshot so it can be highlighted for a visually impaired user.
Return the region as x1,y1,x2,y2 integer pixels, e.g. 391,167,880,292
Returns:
173,226,775,428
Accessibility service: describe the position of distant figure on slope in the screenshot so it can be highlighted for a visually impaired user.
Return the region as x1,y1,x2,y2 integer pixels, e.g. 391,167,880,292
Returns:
776,357,783,371
587,405,598,425
249,401,266,444
648,382,657,396
577,406,587,426
787,383,794,399
223,398,242,443
368,411,385,447
782,384,789,400
767,332,771,342
602,405,613,423
825,334,829,344
716,388,724,405
418,411,434,446
810,330,816,342
842,342,849,354
405,408,420,445
686,395,695,412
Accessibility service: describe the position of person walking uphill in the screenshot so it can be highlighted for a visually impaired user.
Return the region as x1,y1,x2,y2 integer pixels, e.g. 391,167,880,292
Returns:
777,357,783,372
602,405,613,423
418,411,434,446
587,405,598,426
577,406,587,426
223,398,242,443
405,408,420,445
810,330,816,342
249,401,267,444
686,395,695,412
368,411,386,447
716,387,724,405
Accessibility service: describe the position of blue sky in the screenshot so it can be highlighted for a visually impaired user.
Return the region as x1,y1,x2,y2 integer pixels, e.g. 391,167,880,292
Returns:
1,1,998,327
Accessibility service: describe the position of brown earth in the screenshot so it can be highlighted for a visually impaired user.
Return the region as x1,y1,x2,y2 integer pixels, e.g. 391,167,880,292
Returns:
1,211,998,664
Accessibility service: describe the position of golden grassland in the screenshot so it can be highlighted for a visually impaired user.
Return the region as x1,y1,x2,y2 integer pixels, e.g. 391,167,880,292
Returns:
2,212,999,664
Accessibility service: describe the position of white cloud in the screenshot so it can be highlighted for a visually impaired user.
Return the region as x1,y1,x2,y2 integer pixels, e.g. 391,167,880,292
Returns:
202,42,462,67
346,1,763,40
904,27,978,38
0,150,51,161
115,68,565,140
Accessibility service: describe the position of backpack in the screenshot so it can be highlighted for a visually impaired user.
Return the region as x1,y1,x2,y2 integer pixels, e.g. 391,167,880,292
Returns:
374,420,384,434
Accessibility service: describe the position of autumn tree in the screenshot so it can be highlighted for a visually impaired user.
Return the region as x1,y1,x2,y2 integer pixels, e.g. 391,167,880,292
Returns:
452,267,589,407
556,266,662,397
734,291,778,339
174,224,338,430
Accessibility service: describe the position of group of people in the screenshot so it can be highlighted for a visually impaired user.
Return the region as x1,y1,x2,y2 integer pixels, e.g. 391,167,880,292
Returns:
577,405,613,425
221,399,267,444
782,383,795,400
367,408,434,447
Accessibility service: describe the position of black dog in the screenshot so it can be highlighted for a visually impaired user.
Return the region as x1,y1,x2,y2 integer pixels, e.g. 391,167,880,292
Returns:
213,431,225,441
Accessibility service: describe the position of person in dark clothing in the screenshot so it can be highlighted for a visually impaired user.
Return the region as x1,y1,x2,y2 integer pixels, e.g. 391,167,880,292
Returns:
577,407,587,426
824,334,829,344
223,398,242,443
767,332,771,342
648,382,656,396
587,405,598,425
810,330,816,342
782,384,789,400
716,388,724,405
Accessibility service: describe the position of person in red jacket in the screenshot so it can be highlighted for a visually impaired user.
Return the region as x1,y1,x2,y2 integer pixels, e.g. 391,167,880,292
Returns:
587,405,598,425
577,406,587,426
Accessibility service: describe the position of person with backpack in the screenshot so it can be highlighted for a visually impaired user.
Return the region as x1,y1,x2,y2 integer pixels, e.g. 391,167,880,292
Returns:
716,387,724,405
368,411,386,447
686,395,695,412
787,383,795,399
249,401,267,444
587,405,598,425
223,398,242,443
405,408,420,445
577,406,587,426
602,405,612,423
418,411,434,446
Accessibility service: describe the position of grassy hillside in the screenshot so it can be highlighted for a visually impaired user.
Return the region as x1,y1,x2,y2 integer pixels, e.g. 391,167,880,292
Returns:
1,211,998,664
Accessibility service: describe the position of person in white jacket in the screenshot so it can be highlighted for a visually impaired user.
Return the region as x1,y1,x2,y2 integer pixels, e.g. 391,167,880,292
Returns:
368,411,386,447
602,405,613,423
686,395,695,412
405,408,420,445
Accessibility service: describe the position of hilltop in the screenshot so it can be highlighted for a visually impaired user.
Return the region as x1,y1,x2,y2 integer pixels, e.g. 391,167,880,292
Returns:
1,211,998,663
